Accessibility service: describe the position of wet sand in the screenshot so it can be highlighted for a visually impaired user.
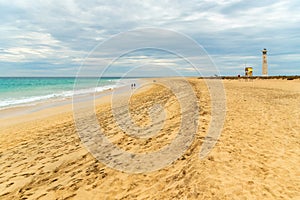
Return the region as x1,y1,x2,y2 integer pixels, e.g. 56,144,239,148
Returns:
0,78,299,199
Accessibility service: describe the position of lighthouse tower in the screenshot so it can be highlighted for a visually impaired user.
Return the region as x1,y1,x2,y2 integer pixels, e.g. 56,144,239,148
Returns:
262,48,268,76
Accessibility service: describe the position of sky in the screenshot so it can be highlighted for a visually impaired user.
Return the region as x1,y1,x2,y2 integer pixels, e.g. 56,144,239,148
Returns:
0,0,299,77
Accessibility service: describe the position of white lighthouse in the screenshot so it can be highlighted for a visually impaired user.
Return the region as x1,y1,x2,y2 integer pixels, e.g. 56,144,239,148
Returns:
262,48,268,76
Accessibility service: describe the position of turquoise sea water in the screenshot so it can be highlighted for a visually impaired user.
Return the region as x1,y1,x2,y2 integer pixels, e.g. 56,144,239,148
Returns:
0,77,126,109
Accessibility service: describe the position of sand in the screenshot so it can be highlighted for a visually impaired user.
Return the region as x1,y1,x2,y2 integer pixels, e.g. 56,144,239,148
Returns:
0,78,299,199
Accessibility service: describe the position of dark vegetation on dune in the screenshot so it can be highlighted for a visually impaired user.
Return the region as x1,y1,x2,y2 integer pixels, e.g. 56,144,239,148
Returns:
199,75,300,80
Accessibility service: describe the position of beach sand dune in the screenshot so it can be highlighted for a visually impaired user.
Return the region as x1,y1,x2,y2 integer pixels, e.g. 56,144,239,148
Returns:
0,78,299,199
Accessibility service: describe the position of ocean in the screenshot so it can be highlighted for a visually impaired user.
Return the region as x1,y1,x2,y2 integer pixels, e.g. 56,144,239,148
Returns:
0,77,130,110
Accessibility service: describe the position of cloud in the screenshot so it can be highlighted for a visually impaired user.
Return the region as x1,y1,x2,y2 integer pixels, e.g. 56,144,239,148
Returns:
0,0,299,76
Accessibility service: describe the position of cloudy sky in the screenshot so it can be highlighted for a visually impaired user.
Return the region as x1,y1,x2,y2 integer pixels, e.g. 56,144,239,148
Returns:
0,0,299,77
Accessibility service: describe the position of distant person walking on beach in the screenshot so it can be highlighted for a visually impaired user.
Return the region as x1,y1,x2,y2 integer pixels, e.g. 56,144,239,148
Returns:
131,83,136,89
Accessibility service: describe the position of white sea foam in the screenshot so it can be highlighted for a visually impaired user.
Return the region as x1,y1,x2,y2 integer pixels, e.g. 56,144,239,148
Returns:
0,83,123,110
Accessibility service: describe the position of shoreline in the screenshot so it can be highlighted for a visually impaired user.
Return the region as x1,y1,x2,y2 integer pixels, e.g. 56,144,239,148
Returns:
0,77,139,113
0,78,145,127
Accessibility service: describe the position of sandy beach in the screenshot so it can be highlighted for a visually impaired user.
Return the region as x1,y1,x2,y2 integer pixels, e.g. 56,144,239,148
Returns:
0,78,299,199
